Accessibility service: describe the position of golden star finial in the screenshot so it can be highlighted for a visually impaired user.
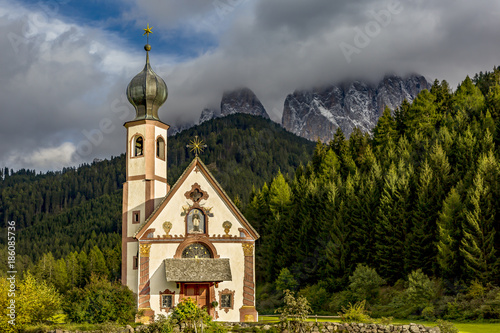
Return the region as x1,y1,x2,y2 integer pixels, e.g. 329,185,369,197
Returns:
143,23,153,36
186,136,208,157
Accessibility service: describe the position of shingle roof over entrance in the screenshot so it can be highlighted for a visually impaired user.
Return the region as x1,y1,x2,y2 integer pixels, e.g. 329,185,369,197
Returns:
164,258,232,282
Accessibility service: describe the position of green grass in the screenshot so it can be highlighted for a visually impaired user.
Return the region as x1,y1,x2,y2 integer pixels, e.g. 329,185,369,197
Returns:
259,316,500,333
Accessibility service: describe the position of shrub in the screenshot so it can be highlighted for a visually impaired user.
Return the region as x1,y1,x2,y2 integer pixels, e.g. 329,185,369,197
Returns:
172,297,211,333
17,272,62,326
339,300,372,323
0,273,62,331
348,264,385,303
63,274,136,324
298,283,330,314
436,319,459,333
405,269,435,312
377,316,393,325
275,289,311,332
421,306,435,320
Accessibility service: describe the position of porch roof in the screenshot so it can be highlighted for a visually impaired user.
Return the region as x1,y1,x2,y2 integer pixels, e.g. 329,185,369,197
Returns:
164,258,232,282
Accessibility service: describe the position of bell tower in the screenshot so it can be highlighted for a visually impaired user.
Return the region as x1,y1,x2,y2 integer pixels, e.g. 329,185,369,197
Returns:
122,24,169,293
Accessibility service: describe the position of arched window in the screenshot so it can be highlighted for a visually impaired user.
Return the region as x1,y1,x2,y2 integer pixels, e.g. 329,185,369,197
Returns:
134,136,143,156
182,243,212,258
156,136,165,159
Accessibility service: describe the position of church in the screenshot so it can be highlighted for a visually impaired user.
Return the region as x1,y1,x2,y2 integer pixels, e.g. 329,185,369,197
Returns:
121,29,259,323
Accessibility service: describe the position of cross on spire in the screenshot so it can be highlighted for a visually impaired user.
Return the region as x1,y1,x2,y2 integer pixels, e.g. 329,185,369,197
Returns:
143,23,153,44
187,136,207,157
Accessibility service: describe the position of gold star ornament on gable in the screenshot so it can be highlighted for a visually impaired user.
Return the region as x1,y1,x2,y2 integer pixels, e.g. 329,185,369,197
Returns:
187,136,208,157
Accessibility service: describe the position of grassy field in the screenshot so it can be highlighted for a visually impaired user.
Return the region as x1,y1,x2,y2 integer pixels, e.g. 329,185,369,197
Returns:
258,316,500,333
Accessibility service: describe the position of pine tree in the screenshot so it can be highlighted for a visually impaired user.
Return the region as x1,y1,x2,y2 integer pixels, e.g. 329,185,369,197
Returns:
375,160,413,283
453,76,485,118
460,159,497,282
437,187,463,280
373,107,397,147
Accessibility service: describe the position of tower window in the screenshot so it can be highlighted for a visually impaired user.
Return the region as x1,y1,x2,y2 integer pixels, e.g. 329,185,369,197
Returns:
132,211,140,224
156,137,165,160
134,136,143,156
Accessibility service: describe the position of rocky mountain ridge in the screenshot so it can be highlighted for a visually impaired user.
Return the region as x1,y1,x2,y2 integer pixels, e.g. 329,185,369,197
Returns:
175,74,431,141
282,74,430,141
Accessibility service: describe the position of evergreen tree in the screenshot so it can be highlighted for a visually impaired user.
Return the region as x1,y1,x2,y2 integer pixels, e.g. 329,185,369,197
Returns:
460,159,497,282
437,187,463,280
453,76,485,118
373,107,397,147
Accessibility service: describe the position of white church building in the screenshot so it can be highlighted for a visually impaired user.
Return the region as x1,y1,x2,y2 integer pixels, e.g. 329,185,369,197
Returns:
121,34,259,323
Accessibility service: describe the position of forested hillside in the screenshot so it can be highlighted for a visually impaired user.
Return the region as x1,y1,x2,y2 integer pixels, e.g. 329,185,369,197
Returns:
0,114,315,266
247,68,500,317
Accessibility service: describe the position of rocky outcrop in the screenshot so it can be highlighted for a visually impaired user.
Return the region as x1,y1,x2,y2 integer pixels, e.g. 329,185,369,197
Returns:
282,74,430,141
199,87,269,124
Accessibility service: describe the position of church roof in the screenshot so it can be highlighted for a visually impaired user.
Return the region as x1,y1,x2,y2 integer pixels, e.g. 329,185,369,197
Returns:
134,156,260,240
164,258,232,282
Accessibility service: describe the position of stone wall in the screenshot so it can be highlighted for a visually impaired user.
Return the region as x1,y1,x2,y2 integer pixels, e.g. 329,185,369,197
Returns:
225,321,440,333
46,321,441,333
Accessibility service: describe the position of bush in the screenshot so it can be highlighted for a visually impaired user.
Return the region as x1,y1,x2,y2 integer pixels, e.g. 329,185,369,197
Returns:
63,274,136,324
436,319,459,333
405,269,435,312
298,283,330,314
275,290,311,332
1,272,62,331
421,306,435,320
348,264,385,303
172,297,211,333
339,300,372,323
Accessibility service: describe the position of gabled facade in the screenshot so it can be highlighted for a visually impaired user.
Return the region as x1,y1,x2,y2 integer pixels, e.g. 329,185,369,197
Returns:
121,39,259,323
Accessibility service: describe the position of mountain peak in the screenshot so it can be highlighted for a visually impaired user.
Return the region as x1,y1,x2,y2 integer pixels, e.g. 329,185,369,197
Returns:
199,87,269,124
282,74,431,141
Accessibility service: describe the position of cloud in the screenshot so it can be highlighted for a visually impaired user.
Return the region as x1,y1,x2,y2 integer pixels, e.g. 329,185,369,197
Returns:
1,0,500,172
5,142,77,171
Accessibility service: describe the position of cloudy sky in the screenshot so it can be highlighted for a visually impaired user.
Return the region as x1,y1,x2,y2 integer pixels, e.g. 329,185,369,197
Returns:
1,0,499,172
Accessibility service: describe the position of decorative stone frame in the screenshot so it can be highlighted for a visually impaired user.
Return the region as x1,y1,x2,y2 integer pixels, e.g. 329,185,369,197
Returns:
159,289,175,312
130,134,144,158
185,207,208,236
218,288,235,313
156,135,166,160
184,183,209,203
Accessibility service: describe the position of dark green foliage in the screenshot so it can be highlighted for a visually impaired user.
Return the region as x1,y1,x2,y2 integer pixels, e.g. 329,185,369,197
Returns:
63,275,136,324
249,67,500,298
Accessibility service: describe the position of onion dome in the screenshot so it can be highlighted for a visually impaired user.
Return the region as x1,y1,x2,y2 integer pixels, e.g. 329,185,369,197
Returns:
126,44,168,120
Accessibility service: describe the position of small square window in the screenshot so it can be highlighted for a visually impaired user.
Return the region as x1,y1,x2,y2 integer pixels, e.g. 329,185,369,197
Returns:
221,294,232,308
162,295,173,309
132,211,140,224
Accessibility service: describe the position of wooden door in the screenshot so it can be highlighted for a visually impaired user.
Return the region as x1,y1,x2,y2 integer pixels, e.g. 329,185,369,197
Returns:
184,284,209,311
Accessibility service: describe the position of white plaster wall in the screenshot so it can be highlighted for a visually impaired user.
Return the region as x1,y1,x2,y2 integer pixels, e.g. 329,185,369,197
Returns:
127,180,146,237
147,169,246,238
127,242,139,293
212,242,247,322
148,243,180,317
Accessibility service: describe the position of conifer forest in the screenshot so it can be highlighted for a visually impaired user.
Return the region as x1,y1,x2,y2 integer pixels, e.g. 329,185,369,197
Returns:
1,68,500,327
